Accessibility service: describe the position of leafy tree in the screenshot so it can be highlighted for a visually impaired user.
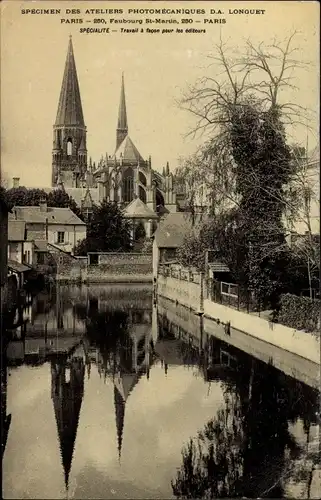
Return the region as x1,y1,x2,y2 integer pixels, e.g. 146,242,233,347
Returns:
5,186,83,219
74,200,131,255
172,355,316,499
175,34,314,307
47,189,83,219
5,187,48,208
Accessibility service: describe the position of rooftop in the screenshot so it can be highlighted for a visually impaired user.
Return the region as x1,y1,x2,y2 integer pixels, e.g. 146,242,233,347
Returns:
153,212,195,248
123,197,158,219
9,205,85,225
8,259,32,273
114,135,144,163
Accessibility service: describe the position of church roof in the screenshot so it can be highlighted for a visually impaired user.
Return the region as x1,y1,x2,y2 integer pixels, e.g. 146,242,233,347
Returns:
55,37,85,126
114,135,144,163
117,73,128,132
82,188,94,209
65,187,100,208
114,372,140,402
123,197,158,219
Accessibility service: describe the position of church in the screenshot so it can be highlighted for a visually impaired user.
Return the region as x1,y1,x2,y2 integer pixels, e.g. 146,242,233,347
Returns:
52,36,178,239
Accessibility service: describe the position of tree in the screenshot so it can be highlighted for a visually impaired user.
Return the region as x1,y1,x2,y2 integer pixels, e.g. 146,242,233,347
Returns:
5,187,48,208
176,34,314,307
47,189,83,220
284,146,320,297
74,200,131,255
5,186,83,219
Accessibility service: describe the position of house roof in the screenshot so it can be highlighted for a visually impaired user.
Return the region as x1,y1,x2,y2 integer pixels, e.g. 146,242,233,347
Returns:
153,212,194,248
114,135,144,163
8,259,32,273
9,206,85,225
34,240,49,252
123,197,158,219
8,220,26,241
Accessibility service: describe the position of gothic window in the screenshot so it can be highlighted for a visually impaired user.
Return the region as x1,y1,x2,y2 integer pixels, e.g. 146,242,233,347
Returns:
67,138,73,156
134,222,146,241
123,167,134,202
156,189,165,212
139,172,147,186
139,185,147,204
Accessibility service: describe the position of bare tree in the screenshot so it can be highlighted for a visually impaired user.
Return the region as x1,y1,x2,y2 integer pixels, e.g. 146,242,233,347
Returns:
177,33,315,217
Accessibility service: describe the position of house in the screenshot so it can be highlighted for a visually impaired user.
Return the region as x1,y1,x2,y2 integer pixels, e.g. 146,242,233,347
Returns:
152,212,195,278
9,200,86,254
8,220,35,265
0,193,11,317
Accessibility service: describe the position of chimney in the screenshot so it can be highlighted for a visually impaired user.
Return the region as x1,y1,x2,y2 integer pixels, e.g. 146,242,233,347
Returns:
13,177,20,188
39,198,48,213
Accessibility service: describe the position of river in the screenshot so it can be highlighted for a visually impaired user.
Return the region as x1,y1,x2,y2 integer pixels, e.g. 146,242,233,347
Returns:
2,284,320,499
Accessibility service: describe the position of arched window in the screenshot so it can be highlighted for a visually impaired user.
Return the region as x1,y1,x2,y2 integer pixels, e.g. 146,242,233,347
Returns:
139,172,147,186
156,189,165,212
67,139,73,156
123,168,134,202
139,185,147,204
134,222,146,241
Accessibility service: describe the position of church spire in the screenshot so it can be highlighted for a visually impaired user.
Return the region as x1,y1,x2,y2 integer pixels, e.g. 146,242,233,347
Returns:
52,37,87,188
51,357,85,491
55,36,85,126
114,386,125,463
116,73,128,149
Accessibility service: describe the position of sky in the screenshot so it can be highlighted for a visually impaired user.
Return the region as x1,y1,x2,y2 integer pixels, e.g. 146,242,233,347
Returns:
0,0,319,188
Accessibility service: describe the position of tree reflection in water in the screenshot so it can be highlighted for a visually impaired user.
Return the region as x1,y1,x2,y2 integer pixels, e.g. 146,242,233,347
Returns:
172,352,318,499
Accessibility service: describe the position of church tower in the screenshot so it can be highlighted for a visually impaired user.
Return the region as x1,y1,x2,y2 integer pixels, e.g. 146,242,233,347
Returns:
51,356,85,491
116,73,128,150
52,36,87,188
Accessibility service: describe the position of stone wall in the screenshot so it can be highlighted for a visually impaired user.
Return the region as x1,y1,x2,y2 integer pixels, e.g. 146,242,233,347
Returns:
156,263,320,365
203,299,320,365
87,253,152,283
157,264,203,311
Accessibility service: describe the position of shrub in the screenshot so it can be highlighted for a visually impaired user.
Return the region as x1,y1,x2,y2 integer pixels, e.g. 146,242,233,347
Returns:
277,293,321,333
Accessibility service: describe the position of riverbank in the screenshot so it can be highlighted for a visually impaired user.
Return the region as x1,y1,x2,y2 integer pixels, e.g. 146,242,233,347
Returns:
157,266,320,365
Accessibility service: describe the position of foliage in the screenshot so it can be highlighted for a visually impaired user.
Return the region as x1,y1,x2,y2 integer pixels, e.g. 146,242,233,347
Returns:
74,200,131,255
172,353,317,499
277,293,321,332
175,35,312,308
5,187,48,209
4,186,83,219
47,189,83,219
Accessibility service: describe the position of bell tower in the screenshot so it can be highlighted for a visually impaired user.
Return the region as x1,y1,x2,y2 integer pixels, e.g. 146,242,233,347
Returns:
52,36,87,188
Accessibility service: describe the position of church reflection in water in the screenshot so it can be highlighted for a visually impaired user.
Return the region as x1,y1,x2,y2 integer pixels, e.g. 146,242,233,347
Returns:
3,285,320,498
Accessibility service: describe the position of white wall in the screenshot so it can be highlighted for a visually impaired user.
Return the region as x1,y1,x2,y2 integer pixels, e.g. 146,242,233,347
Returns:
47,224,86,253
23,241,34,265
8,242,23,263
204,299,320,365
157,272,202,311
152,239,159,278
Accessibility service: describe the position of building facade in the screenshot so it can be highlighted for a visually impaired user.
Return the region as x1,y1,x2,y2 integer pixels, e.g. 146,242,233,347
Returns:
9,201,86,254
51,37,177,229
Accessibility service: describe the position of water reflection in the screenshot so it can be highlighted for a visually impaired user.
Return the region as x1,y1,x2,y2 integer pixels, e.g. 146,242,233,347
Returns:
2,285,320,499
